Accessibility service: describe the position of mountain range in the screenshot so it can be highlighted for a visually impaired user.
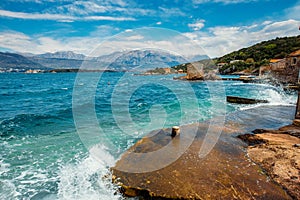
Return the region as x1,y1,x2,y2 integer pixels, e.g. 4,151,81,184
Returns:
0,50,205,72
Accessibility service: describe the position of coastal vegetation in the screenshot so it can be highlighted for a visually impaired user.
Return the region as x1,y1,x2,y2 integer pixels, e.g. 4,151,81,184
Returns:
217,35,300,74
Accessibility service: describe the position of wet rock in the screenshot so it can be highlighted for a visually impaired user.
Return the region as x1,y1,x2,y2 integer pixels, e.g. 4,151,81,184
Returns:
240,129,300,199
227,96,269,104
237,133,267,145
293,119,300,127
279,124,300,138
174,62,221,81
112,123,292,199
186,62,204,80
293,144,300,148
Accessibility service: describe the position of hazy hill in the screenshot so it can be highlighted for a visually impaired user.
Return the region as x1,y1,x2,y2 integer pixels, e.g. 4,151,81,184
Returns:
0,50,202,72
35,51,86,60
0,52,44,71
106,50,188,71
28,57,85,69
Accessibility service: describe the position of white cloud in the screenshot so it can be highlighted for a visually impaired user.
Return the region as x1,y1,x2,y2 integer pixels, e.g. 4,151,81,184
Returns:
0,28,204,57
262,20,273,25
1,19,299,59
5,0,125,6
124,35,144,41
44,0,155,19
83,16,135,21
53,1,109,15
192,0,259,4
285,1,300,20
0,29,105,54
158,7,186,17
188,19,205,31
0,9,135,21
0,10,75,21
184,19,300,57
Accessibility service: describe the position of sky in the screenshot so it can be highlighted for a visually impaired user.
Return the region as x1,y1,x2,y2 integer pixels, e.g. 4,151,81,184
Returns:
0,0,300,58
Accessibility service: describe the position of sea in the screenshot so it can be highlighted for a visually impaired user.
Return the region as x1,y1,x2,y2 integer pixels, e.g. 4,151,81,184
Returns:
0,72,297,200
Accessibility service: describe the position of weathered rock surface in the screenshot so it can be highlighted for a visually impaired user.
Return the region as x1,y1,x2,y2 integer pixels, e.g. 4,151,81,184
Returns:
239,125,300,199
174,62,221,81
186,62,204,80
112,106,296,199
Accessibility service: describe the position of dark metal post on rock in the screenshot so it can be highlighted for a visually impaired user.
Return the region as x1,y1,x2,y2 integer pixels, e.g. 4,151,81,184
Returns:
171,126,180,137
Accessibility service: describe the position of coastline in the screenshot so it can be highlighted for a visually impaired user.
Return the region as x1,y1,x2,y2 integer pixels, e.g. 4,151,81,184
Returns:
239,124,300,199
112,105,297,199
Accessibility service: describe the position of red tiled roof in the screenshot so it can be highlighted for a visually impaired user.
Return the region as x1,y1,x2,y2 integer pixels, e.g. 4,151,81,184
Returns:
270,59,285,63
289,49,300,57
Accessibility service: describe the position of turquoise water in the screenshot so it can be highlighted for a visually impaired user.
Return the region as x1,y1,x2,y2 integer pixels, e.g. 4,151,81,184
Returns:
0,72,296,200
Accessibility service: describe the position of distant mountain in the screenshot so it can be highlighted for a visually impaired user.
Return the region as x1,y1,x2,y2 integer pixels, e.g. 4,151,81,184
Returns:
0,50,206,72
104,50,189,71
35,51,86,60
0,52,44,71
27,57,84,69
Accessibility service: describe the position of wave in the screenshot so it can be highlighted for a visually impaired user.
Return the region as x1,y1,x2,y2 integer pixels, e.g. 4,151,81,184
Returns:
0,109,74,138
57,145,122,200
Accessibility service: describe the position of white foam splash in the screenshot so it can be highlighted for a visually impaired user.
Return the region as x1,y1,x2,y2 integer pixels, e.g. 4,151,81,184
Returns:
0,180,20,200
260,86,294,105
57,145,123,200
234,83,296,111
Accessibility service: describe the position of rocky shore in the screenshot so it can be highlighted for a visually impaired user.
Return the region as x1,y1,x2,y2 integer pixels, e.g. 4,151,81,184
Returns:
112,105,298,199
239,122,300,199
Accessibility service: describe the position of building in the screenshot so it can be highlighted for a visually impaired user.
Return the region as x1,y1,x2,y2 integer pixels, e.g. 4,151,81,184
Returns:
259,65,271,76
259,49,300,84
267,49,300,84
269,58,286,71
24,69,43,73
163,68,171,74
177,69,184,73
229,60,243,64
286,49,300,69
217,62,227,68
286,49,300,83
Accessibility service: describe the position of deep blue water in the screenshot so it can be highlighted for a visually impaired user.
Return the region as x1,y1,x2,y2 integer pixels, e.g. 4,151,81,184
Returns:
0,72,296,200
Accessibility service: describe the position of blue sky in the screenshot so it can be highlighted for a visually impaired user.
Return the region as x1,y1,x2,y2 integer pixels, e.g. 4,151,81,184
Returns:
0,0,299,57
